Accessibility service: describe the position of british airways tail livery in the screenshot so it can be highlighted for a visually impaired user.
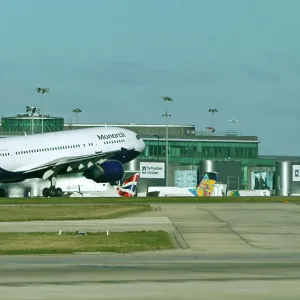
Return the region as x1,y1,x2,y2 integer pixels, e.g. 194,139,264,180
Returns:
0,127,145,197
66,172,140,198
117,173,139,197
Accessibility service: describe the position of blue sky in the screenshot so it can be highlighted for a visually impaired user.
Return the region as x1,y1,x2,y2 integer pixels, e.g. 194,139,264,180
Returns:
0,0,300,155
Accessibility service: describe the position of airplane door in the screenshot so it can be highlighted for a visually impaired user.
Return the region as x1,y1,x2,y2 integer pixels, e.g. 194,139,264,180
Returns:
10,152,18,169
94,136,102,154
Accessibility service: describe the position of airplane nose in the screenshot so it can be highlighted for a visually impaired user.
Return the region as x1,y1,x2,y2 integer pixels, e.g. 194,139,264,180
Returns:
140,139,146,152
132,132,146,153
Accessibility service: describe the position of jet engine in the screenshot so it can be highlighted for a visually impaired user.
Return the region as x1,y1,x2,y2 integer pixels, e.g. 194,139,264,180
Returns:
83,160,124,183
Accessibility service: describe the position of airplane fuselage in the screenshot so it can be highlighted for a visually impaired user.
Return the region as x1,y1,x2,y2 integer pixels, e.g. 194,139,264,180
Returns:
0,126,145,184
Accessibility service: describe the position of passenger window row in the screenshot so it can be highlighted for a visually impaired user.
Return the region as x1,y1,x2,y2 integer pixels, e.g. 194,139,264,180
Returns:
14,142,94,155
0,153,10,156
104,139,125,145
0,140,106,157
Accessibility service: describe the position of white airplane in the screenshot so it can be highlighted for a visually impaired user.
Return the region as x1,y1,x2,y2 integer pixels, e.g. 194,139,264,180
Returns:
0,127,145,197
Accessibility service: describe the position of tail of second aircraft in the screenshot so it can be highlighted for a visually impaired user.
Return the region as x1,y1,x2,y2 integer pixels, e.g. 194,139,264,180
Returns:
116,173,140,197
188,171,219,196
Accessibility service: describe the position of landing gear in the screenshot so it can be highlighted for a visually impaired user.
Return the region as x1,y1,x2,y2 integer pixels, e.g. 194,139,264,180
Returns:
49,186,57,197
42,186,63,198
42,187,49,197
56,187,63,197
42,176,64,198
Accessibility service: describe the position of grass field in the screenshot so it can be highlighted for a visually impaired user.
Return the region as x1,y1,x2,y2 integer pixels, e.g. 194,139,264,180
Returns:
0,204,151,222
0,231,173,254
0,196,295,205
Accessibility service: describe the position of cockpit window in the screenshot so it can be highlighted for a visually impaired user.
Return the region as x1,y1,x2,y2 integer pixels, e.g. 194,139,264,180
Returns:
136,135,140,140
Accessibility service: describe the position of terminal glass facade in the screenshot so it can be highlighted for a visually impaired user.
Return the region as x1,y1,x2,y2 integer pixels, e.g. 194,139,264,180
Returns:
141,140,259,161
1,117,64,132
141,139,275,190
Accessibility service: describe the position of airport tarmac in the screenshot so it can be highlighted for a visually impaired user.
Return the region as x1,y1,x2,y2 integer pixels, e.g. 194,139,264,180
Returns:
1,251,300,299
1,202,300,299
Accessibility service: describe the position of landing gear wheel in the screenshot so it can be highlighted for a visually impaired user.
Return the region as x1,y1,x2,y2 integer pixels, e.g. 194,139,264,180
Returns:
49,187,57,197
0,188,6,197
56,187,63,197
42,187,49,197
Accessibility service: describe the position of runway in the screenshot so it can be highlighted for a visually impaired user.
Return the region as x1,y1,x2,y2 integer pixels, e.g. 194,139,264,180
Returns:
1,251,300,299
1,202,300,299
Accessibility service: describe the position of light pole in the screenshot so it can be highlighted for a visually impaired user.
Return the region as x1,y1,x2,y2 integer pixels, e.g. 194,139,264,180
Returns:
72,108,82,123
229,118,238,133
162,96,173,186
208,108,218,128
26,106,37,134
36,87,50,133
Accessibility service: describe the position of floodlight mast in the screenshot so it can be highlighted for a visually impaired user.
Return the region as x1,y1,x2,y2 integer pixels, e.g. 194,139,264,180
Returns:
208,108,218,128
72,108,82,123
26,106,38,134
36,87,50,133
162,96,173,187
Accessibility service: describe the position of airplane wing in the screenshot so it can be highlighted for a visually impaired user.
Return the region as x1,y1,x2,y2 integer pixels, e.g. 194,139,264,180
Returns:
20,149,123,179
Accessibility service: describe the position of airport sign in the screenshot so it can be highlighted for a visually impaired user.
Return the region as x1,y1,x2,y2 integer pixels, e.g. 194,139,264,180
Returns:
293,165,300,181
140,162,165,179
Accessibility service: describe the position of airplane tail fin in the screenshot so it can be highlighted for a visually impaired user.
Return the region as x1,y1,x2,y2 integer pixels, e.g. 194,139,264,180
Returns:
198,171,219,188
189,171,219,196
116,173,140,197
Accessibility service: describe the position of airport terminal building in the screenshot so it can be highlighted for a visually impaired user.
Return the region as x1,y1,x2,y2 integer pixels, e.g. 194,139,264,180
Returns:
66,122,274,193
1,113,300,196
